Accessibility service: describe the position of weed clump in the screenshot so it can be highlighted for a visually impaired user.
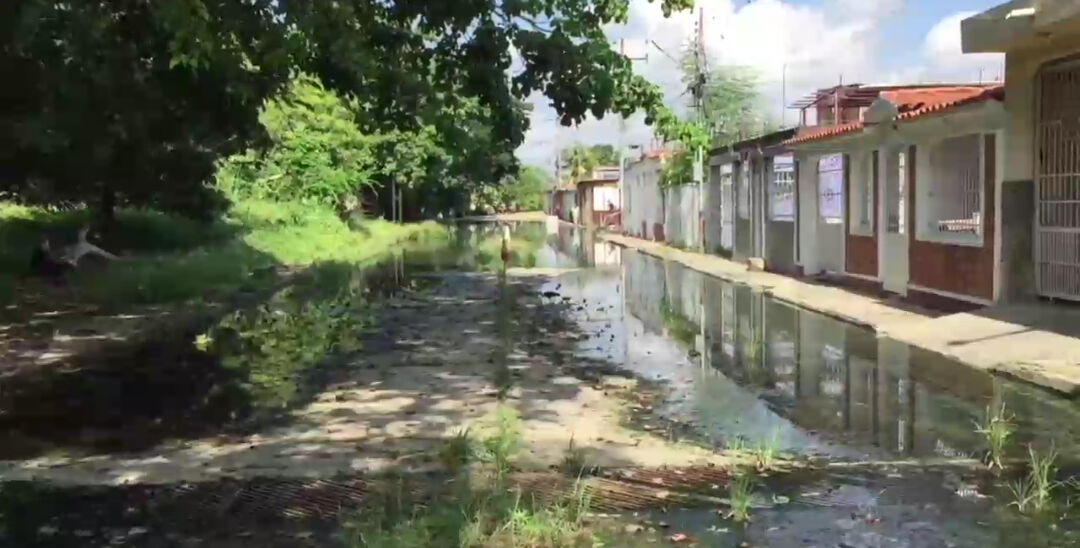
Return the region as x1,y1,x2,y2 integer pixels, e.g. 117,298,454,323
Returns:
974,402,1014,471
341,406,604,547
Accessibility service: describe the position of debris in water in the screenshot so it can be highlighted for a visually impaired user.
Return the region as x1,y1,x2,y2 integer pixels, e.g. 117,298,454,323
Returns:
669,532,690,543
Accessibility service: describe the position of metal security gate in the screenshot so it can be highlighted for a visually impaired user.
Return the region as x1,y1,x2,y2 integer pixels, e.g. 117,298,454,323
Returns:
1036,58,1080,299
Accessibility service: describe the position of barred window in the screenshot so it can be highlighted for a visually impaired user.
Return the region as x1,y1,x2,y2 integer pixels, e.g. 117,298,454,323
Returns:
818,154,844,224
920,134,982,242
848,152,874,235
769,155,795,222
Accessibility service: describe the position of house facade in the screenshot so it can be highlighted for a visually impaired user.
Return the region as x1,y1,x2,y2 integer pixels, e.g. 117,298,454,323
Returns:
785,85,1006,306
708,128,799,273
963,0,1080,301
622,151,667,241
575,166,621,228
547,183,578,224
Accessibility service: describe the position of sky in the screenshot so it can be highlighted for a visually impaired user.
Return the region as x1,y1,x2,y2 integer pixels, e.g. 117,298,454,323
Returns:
515,0,1006,173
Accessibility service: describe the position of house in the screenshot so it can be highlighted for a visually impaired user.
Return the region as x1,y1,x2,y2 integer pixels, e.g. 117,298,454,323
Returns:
784,84,1006,307
962,0,1080,301
708,128,799,273
574,166,621,228
548,181,578,224
622,150,668,241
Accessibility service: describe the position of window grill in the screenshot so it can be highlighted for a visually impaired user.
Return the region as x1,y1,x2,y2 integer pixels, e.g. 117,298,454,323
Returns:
769,155,796,222
926,134,982,236
818,154,844,224
848,152,874,235
887,152,906,234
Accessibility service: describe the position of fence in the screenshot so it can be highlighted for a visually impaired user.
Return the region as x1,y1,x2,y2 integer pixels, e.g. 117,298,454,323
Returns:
663,184,701,249
622,171,665,240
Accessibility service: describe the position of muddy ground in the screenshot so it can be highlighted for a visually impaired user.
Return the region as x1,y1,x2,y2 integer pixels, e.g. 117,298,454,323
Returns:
0,269,728,487
6,224,1080,547
0,267,738,546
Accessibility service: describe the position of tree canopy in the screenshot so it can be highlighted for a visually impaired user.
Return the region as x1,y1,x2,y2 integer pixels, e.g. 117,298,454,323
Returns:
560,144,620,182
679,45,772,145
3,0,700,220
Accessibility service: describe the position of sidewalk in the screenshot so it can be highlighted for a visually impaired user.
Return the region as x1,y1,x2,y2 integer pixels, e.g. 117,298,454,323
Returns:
600,232,1080,396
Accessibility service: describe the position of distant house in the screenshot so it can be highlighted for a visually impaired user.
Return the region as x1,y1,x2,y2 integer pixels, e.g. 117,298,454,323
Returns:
547,181,578,224
963,0,1080,302
708,128,799,273
574,166,621,228
622,150,668,241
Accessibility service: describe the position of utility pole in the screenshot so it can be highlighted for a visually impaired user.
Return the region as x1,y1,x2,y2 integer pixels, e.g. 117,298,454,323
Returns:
618,39,648,191
692,7,707,252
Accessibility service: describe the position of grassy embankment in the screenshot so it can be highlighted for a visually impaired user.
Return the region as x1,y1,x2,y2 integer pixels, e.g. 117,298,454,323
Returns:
0,199,447,307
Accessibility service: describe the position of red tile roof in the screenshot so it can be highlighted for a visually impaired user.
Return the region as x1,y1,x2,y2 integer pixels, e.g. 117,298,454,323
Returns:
784,85,1004,146
786,121,864,145
894,85,1004,120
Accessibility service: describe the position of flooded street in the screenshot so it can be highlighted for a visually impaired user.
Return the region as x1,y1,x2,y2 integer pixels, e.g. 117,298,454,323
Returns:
3,221,1080,546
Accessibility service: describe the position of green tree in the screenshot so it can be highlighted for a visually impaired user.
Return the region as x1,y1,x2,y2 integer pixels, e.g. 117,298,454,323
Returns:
679,48,771,145
505,166,550,211
216,77,378,206
560,144,620,182
3,0,701,220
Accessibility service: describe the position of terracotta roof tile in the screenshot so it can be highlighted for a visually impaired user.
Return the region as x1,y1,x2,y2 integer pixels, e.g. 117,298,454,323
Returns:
782,84,1004,146
894,85,1004,120
785,121,864,145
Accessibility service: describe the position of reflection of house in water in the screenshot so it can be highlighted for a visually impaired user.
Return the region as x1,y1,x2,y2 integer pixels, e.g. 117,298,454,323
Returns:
547,224,620,267
621,251,1080,458
623,250,667,334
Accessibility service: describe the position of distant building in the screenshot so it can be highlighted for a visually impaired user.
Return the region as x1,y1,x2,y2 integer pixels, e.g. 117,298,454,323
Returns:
622,150,668,241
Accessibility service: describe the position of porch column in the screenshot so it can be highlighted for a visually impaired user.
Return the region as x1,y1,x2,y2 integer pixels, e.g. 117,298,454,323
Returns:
797,152,821,275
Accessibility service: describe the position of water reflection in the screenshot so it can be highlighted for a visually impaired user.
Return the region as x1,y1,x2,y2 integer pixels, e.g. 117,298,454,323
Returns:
201,267,370,419
602,248,1080,461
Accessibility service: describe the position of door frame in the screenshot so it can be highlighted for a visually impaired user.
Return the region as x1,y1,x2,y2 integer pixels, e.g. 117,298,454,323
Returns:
880,145,910,294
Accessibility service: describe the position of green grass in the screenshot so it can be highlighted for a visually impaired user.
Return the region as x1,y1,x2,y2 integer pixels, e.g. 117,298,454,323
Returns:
0,202,238,303
725,469,755,523
1009,444,1060,515
974,402,1014,471
440,428,477,475
340,406,612,548
478,406,524,487
3,199,449,307
233,199,447,265
659,298,699,349
750,428,781,472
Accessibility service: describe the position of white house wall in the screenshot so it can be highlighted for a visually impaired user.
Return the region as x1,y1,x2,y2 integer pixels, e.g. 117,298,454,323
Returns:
622,158,664,240
664,184,701,249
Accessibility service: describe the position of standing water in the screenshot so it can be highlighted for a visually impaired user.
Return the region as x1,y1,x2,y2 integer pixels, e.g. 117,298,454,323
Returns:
3,220,1080,546
537,222,1080,547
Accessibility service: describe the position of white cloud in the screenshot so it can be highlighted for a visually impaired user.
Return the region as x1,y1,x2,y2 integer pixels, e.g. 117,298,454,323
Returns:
515,2,1004,171
919,11,1004,83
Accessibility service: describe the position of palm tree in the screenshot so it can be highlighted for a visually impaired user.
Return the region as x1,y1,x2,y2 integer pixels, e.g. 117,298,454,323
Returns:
564,145,597,182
